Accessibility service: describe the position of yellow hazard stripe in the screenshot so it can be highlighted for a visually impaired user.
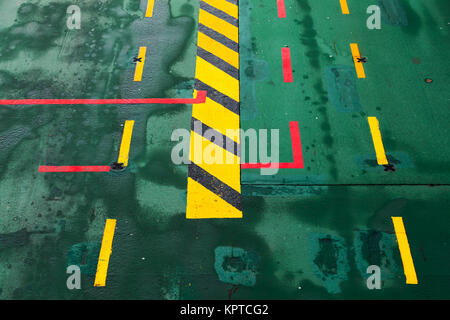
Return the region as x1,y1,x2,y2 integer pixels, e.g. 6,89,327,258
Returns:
367,117,388,165
186,178,242,219
145,0,155,17
195,57,239,102
202,0,238,19
392,217,418,284
190,131,241,192
340,0,350,14
192,92,240,143
350,43,365,78
117,120,135,167
197,32,239,69
134,47,147,82
94,219,116,287
199,9,239,43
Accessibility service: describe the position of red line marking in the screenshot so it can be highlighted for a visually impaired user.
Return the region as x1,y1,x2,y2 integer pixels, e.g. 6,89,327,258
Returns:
0,91,207,106
281,47,293,83
241,121,304,169
39,166,111,172
277,0,287,18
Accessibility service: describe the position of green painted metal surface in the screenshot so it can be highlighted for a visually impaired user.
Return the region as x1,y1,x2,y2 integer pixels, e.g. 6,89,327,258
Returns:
0,0,449,299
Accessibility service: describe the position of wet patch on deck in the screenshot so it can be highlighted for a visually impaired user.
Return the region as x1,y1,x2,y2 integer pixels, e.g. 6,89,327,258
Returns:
324,66,361,113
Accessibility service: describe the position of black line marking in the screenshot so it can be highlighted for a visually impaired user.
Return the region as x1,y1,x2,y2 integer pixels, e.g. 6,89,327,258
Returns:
188,163,242,211
224,0,238,5
194,79,240,115
197,47,239,79
191,117,240,157
200,1,238,27
198,24,239,52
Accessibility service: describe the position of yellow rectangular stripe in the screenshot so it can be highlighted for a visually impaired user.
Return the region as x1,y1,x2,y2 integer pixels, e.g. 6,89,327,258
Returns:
117,120,135,167
199,9,239,43
134,47,147,82
392,217,418,284
190,131,241,192
202,0,238,19
350,43,366,78
195,57,239,102
145,0,155,17
186,178,242,219
367,117,388,165
192,92,240,143
340,0,350,14
94,219,117,287
197,32,239,69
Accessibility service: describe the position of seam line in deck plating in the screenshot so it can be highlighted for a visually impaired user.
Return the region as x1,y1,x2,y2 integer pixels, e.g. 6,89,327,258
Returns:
186,0,242,219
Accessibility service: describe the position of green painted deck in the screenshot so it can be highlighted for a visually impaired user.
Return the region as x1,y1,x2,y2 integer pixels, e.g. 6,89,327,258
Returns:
0,0,449,299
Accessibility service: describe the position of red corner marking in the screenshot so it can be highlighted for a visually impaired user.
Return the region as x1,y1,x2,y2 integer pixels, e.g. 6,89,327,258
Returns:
39,166,111,172
0,91,207,106
241,121,304,169
277,0,287,18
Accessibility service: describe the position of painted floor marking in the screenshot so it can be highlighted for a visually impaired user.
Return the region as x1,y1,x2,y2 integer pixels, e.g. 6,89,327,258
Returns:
367,117,388,165
94,219,117,287
241,121,304,169
0,90,207,105
277,0,286,18
340,0,350,14
117,120,135,167
39,166,111,172
281,47,293,82
392,217,418,285
134,46,147,82
145,0,155,17
350,43,366,78
187,0,242,219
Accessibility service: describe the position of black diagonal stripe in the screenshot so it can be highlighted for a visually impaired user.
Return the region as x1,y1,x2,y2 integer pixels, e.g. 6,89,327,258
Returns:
198,24,239,52
194,79,240,115
224,0,238,5
200,1,238,27
197,47,239,80
188,163,242,211
191,117,240,157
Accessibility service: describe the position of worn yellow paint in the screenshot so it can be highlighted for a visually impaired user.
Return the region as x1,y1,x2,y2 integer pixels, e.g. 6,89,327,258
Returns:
202,0,238,19
192,92,240,143
350,43,366,78
117,120,135,167
392,217,418,285
197,32,239,69
94,219,117,287
340,0,350,14
145,0,155,17
367,117,388,165
186,178,242,219
133,47,147,82
199,9,239,43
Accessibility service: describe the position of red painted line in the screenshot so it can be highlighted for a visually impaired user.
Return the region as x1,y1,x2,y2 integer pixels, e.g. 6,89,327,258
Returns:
0,91,207,106
241,121,304,169
281,47,293,83
277,0,287,18
39,166,111,172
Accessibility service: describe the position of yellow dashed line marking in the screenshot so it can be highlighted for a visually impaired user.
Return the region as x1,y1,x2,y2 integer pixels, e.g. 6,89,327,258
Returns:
94,219,117,287
117,120,135,167
145,0,155,17
392,217,418,285
340,0,350,14
134,46,147,82
367,117,388,165
350,43,366,78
